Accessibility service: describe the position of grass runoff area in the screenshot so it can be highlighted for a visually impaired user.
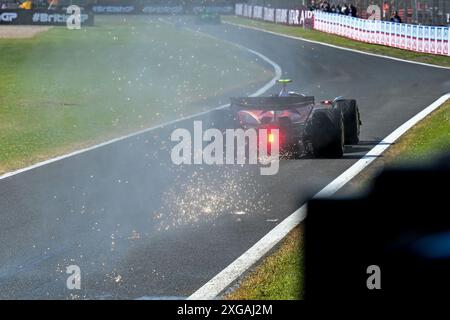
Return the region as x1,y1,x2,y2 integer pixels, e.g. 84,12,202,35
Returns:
223,16,450,68
387,100,450,161
0,15,272,174
226,100,449,299
226,225,304,300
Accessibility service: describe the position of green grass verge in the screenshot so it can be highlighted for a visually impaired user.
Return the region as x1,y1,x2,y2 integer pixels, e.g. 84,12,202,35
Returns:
226,101,449,300
387,100,450,162
0,15,272,173
223,16,450,68
226,225,303,300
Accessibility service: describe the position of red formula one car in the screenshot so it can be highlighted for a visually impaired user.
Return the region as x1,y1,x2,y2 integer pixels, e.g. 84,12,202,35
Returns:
214,79,361,158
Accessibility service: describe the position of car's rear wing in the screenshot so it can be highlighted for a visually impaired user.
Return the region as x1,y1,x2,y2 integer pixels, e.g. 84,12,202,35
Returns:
230,96,315,110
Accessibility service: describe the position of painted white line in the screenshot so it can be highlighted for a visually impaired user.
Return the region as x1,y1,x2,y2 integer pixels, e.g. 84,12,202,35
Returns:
224,21,450,70
188,92,450,300
0,41,281,181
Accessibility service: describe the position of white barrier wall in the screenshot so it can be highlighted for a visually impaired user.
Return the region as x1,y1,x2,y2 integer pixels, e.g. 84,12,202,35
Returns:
314,11,449,56
235,4,450,57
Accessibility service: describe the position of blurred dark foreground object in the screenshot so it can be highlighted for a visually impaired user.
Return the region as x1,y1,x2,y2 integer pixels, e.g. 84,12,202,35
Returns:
305,152,450,299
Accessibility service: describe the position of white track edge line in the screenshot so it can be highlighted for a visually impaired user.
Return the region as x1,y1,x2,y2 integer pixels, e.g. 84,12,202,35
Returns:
188,92,450,300
0,42,282,181
224,20,450,70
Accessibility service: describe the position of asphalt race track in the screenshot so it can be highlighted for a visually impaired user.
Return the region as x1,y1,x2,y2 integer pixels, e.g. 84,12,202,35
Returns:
0,20,449,299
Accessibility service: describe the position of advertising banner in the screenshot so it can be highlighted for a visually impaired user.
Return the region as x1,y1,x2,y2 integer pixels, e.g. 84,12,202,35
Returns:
394,23,400,48
430,27,436,53
437,27,443,55
252,6,263,20
263,7,274,22
400,24,406,49
412,25,418,51
192,6,233,15
370,20,376,43
406,24,411,50
375,20,381,44
424,26,430,53
381,21,387,45
443,28,449,55
92,4,233,15
235,3,243,16
418,26,424,52
357,18,362,41
0,9,94,26
275,8,287,24
92,5,135,14
143,6,183,14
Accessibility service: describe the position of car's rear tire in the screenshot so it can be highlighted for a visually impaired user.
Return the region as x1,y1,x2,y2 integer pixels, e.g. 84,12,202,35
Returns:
308,108,344,158
334,99,361,145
